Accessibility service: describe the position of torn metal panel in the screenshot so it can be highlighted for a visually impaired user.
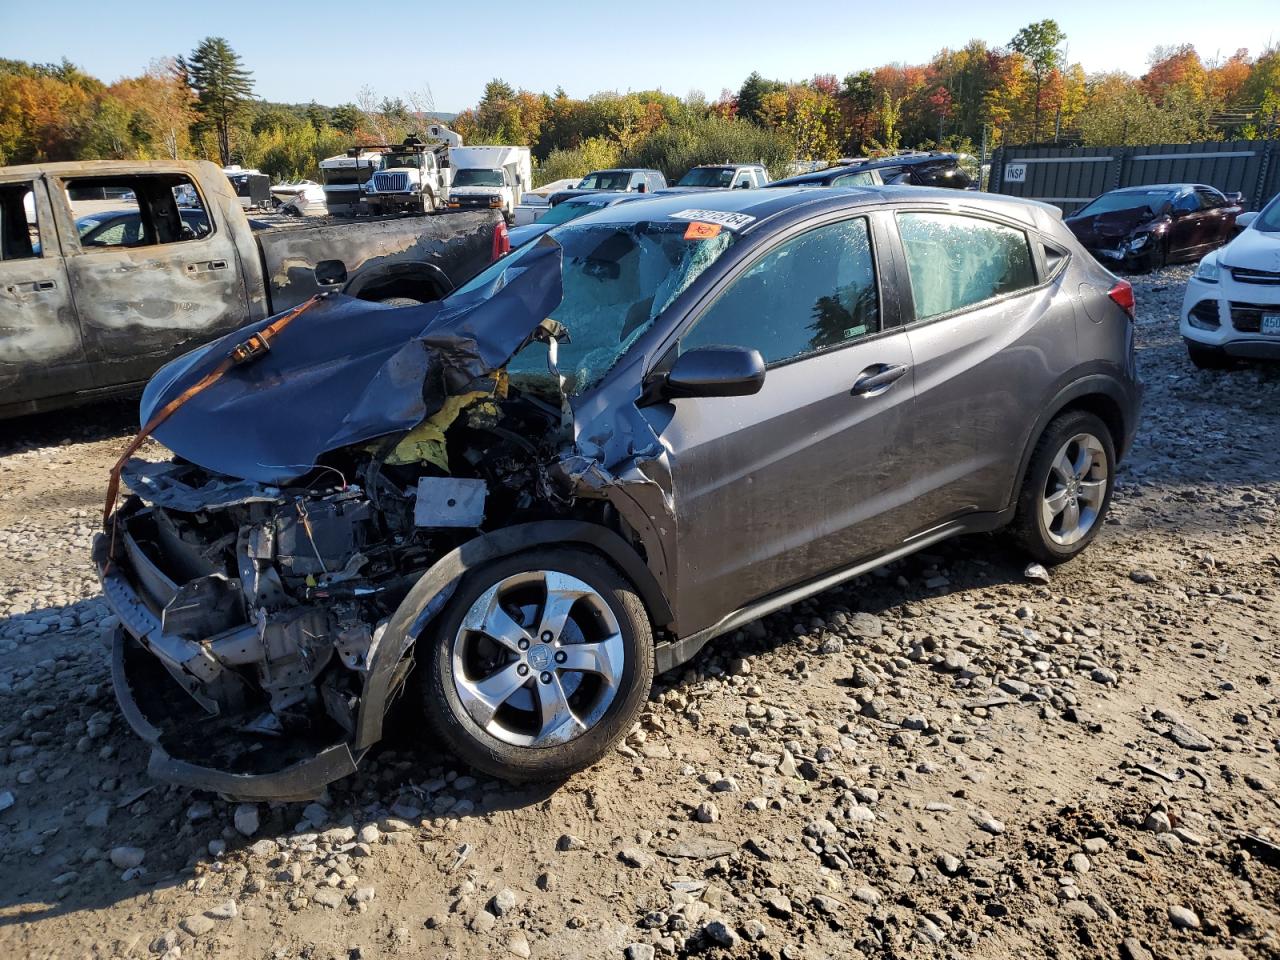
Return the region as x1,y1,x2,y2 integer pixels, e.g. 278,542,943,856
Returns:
122,459,283,511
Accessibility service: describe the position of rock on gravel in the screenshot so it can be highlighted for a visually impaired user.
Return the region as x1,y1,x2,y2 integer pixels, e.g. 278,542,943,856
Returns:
233,803,260,837
109,846,145,870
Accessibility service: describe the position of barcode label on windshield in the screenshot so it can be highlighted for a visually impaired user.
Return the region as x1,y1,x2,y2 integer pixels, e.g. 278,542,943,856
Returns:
669,209,757,231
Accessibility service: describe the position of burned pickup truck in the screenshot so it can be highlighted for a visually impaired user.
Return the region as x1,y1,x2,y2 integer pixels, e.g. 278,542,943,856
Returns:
0,159,506,418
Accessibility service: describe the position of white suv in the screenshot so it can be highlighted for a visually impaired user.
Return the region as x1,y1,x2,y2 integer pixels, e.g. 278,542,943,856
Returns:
1181,193,1280,368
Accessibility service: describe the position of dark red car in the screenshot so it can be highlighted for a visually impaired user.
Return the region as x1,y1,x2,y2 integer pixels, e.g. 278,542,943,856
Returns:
1065,183,1243,272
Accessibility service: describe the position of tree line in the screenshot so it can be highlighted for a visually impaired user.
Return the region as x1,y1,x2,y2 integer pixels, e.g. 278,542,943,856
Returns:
1,25,1277,185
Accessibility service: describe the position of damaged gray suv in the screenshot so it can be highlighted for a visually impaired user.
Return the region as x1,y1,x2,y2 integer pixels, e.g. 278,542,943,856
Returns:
95,186,1141,799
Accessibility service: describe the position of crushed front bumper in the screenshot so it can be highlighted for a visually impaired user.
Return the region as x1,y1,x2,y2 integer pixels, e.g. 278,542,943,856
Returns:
94,528,361,800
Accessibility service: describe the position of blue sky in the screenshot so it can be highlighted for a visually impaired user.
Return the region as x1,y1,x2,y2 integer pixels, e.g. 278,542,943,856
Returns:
1,0,1274,112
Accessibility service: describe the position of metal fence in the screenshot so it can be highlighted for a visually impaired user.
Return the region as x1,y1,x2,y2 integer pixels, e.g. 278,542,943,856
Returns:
988,140,1280,214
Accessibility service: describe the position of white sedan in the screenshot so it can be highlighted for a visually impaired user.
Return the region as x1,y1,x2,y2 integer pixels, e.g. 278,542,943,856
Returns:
1181,193,1280,368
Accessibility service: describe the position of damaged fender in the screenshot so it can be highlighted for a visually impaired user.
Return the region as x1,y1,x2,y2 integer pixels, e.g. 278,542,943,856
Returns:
354,519,674,752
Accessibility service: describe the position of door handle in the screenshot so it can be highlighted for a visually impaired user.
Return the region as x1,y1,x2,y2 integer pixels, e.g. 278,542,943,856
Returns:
186,259,229,274
851,362,910,396
4,280,56,294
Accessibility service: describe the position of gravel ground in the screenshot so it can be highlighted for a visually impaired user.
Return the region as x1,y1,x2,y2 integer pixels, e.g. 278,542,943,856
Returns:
1,265,1278,960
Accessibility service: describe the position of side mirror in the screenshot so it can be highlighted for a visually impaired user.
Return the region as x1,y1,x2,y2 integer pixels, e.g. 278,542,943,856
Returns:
1235,211,1258,231
635,183,647,193
1225,192,1244,205
659,345,765,399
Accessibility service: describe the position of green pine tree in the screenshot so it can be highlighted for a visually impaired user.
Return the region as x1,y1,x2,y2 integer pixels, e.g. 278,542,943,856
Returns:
179,37,255,166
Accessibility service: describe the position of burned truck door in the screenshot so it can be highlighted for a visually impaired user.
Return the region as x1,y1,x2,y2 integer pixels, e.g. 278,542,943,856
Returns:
0,173,91,416
56,171,249,390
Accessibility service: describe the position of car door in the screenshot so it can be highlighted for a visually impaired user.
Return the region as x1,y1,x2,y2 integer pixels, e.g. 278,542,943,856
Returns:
0,173,91,414
1193,187,1233,249
56,170,248,390
892,208,1067,532
653,213,918,635
1167,189,1210,260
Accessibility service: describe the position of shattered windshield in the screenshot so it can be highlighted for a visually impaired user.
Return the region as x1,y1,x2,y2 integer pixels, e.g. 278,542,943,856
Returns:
1075,191,1172,217
453,219,738,395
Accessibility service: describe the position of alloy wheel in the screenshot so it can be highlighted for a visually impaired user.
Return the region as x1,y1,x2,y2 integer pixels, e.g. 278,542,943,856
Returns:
1041,433,1108,546
451,570,625,747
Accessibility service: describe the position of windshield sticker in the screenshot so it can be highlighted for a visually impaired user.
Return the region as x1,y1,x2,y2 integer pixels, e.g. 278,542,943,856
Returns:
670,209,757,231
683,221,722,240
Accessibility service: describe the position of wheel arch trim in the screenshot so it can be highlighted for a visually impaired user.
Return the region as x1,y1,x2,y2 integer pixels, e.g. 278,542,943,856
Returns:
352,520,672,750
1009,370,1139,511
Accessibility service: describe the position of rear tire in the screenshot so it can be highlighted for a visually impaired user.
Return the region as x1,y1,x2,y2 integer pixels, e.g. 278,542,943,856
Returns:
421,548,654,782
1011,410,1116,565
379,296,422,307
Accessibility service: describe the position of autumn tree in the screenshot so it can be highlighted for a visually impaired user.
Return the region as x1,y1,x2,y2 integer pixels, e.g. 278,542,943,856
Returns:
1143,45,1208,105
179,37,254,165
1009,19,1065,141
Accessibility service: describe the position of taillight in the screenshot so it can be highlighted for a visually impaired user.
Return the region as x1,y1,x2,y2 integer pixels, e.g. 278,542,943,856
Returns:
1107,279,1135,319
491,220,510,260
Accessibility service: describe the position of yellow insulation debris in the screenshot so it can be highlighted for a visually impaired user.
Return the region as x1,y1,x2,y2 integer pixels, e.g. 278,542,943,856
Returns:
382,372,508,472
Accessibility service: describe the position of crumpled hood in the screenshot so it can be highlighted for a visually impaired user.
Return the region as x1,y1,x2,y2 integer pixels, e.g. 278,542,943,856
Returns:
507,222,554,249
1067,208,1162,243
142,242,564,486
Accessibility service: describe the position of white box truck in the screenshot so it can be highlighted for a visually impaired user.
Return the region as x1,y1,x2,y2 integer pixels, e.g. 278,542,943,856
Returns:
320,150,383,216
444,146,533,223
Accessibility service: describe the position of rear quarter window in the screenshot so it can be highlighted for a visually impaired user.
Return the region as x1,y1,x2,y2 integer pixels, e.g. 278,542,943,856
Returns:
897,212,1036,320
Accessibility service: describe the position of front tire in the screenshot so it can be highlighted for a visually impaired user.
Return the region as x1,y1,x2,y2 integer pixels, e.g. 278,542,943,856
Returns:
1011,410,1116,565
1187,341,1232,370
422,548,654,782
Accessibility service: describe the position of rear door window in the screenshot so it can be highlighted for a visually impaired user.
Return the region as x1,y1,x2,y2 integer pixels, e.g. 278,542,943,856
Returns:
62,173,211,250
897,212,1036,320
0,182,40,260
680,217,880,365
1193,187,1224,209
